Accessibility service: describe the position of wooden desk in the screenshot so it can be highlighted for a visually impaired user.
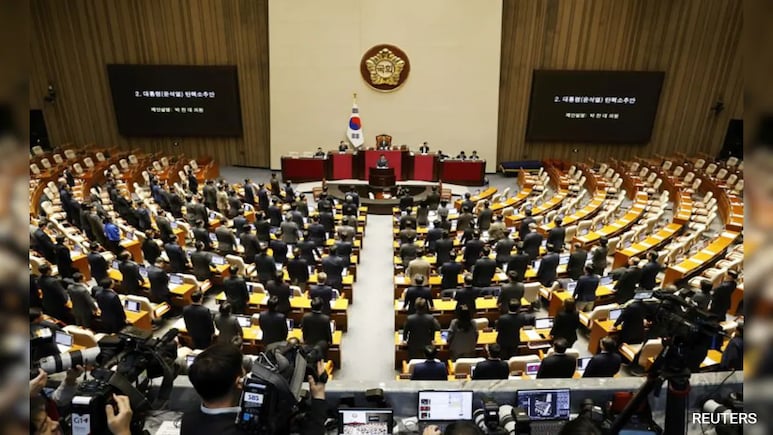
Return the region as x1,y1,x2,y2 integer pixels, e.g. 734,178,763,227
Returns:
454,188,497,210
125,309,152,331
72,253,91,280
393,297,524,329
540,191,606,234
108,268,197,306
662,231,740,285
613,223,683,268
505,189,569,227
589,319,619,354
215,292,350,331
393,272,512,298
574,193,649,248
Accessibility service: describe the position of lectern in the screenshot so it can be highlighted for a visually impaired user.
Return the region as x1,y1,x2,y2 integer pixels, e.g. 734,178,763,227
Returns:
369,167,396,188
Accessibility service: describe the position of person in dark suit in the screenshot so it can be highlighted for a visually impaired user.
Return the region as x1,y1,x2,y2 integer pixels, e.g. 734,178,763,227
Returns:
472,344,510,380
439,258,463,291
536,247,560,287
134,201,153,232
270,173,282,198
67,273,98,327
267,199,283,228
297,232,320,265
321,247,345,290
425,222,444,252
404,275,434,314
710,270,738,319
614,257,643,304
719,322,743,371
614,299,647,345
522,224,543,261
301,297,333,353
226,191,243,219
403,298,441,359
164,237,189,273
566,243,588,280
257,183,270,212
215,225,237,255
550,297,581,347
590,237,609,276
222,266,250,315
452,275,479,312
307,215,327,246
496,300,529,359
399,237,418,265
53,236,76,279
518,209,536,240
691,279,712,310
187,171,199,195
477,201,493,231
266,270,291,316
259,296,289,346
183,291,215,350
573,266,600,312
269,238,288,265
87,243,109,284
93,278,126,333
456,208,475,235
638,251,662,290
583,337,622,377
118,251,144,294
202,179,218,211
418,142,430,154
319,210,335,237
155,213,176,245
33,221,57,262
472,247,498,287
462,231,485,270
410,345,448,381
435,231,455,267
287,248,310,286
142,230,164,265
497,271,525,314
537,338,577,379
239,225,260,265
232,210,248,237
494,231,515,268
376,154,389,168
254,212,271,242
309,272,334,316
190,242,214,282
254,243,277,284
147,259,172,305
546,218,566,252
506,243,530,282
416,202,429,227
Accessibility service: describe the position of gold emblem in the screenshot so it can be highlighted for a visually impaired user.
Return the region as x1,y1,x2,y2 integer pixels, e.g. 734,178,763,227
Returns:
360,44,410,91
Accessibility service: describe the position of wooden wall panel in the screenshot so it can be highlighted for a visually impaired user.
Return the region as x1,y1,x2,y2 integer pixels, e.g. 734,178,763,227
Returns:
30,0,270,167
497,0,743,163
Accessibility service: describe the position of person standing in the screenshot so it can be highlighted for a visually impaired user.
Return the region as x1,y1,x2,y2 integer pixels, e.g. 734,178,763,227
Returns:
183,291,215,350
67,273,98,328
214,303,243,346
573,266,600,312
403,298,441,359
550,297,581,347
447,305,478,360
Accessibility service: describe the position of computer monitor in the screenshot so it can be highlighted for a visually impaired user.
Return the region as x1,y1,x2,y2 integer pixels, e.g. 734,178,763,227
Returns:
169,274,184,285
54,331,73,348
566,280,577,293
525,362,541,376
111,260,120,270
609,308,622,321
417,391,474,421
600,275,614,286
236,316,252,328
559,253,570,265
211,255,226,266
516,389,571,421
126,231,134,240
124,300,141,312
577,357,591,371
338,408,394,435
534,317,554,330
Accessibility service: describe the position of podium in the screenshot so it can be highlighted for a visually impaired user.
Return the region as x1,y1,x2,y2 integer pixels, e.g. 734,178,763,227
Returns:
330,152,354,180
369,167,396,188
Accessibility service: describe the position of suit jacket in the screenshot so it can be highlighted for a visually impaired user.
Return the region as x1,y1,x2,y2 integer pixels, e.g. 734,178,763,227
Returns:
488,222,507,242
614,267,643,303
537,353,577,379
319,211,335,234
435,239,454,266
403,285,434,314
546,226,566,251
202,184,218,210
583,352,622,377
165,243,188,273
518,216,536,240
463,239,485,267
550,310,580,345
321,255,345,289
472,359,509,380
33,228,56,261
416,205,429,226
496,312,529,350
240,233,260,264
342,202,358,217
279,221,300,244
142,239,163,265
334,241,353,267
614,302,646,344
215,226,237,254
135,207,153,232
404,313,441,359
223,276,250,313
454,286,479,311
456,213,474,233
494,238,515,263
591,245,608,273
719,336,743,370
119,260,143,293
398,214,417,230
54,244,75,278
259,310,288,345
573,274,600,302
406,258,431,284
308,223,327,245
190,250,213,281
94,287,126,333
399,243,418,264
309,284,334,316
214,314,242,345
522,232,543,260
425,228,443,251
638,261,662,290
147,265,171,303
566,249,588,280
288,258,310,285
399,196,414,211
156,215,175,243
472,257,497,287
498,282,525,308
506,254,530,281
68,283,96,326
267,280,292,314
478,208,493,230
302,312,333,347
267,205,283,227
232,215,248,236
255,219,272,242
411,360,448,381
440,261,463,290
297,240,319,265
536,252,560,286
183,304,215,349
398,228,417,244
269,239,288,265
710,280,737,317
87,251,109,283
254,253,277,283
227,196,243,218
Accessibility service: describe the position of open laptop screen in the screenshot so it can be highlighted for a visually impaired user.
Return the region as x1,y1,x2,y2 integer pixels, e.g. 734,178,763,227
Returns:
124,300,141,312
609,308,622,321
54,331,73,347
516,389,571,421
417,391,473,421
534,317,554,330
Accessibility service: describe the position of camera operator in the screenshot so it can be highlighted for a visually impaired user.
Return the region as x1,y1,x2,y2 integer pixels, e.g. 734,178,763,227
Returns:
182,343,328,435
422,420,484,434
31,387,132,435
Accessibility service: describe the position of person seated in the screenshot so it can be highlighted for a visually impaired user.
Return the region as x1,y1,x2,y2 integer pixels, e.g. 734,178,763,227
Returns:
314,147,326,158
378,138,390,150
410,345,448,381
418,142,430,154
469,150,480,160
436,149,449,160
456,151,467,160
536,338,576,379
338,141,349,152
472,344,509,380
583,337,622,377
376,154,389,168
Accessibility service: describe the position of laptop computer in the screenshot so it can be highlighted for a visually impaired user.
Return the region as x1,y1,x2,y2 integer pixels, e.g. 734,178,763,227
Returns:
533,259,542,271
609,308,622,321
417,390,474,432
534,317,554,330
516,389,571,434
634,291,653,300
54,331,74,353
600,275,614,286
577,357,591,374
169,274,184,286
338,408,394,434
524,362,541,378
111,260,120,270
211,255,226,266
565,280,577,294
124,300,141,313
559,253,570,265
236,315,252,328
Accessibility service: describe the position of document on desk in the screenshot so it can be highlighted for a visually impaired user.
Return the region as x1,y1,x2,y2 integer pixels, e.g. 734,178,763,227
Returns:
525,329,542,341
702,356,717,367
155,421,181,435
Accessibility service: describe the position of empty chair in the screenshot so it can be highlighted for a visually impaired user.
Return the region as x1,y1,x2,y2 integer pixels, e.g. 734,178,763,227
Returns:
160,156,170,167
523,282,540,305
661,160,672,172
64,149,77,160
576,220,592,236
472,318,489,331
606,236,621,253
290,285,303,298
693,159,706,170
95,152,106,162
53,154,64,165
705,163,717,176
152,161,163,172
598,163,608,175
72,163,84,175
620,338,662,370
725,173,738,188
563,225,578,245
452,358,485,375
301,151,314,158
30,163,41,176
501,187,511,199
63,325,100,348
128,154,139,165
507,354,541,373
629,161,640,173
119,159,129,170
731,179,743,196
226,254,256,277
579,303,619,328
726,156,739,167
685,178,702,195
84,157,95,168
672,166,684,178
32,145,45,156
40,158,52,169
715,168,728,181
546,347,581,360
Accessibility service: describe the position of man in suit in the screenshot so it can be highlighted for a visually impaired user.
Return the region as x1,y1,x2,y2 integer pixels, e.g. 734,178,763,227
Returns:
438,257,463,291
87,243,109,284
190,242,214,282
267,199,283,228
497,271,525,313
494,230,515,267
488,215,507,242
321,247,345,290
518,209,536,240
398,225,417,246
403,298,441,359
254,243,277,284
399,237,418,265
297,232,320,266
573,266,600,312
425,222,444,253
183,291,215,350
33,221,57,262
307,215,327,246
134,201,153,232
453,275,479,312
477,201,494,231
287,248,310,286
418,142,430,154
155,212,176,245
333,237,353,269
266,270,291,316
398,190,413,212
191,219,212,251
259,296,289,346
472,344,509,380
590,237,609,276
376,154,389,168
456,207,475,234
342,196,358,217
227,190,243,219
614,299,647,345
462,230,485,270
639,251,662,291
93,278,126,333
269,238,289,265
691,279,713,310
147,259,172,306
406,251,431,286
222,266,250,315
187,170,199,195
506,243,530,282
239,225,260,265
202,179,217,211
583,337,622,377
566,243,588,280
410,345,448,381
710,270,738,319
53,236,75,279
164,236,189,273
279,215,300,245
719,322,744,371
546,218,566,252
67,273,98,327
537,338,577,379
215,224,237,255
496,300,529,359
319,209,336,237
435,231,455,267
472,247,498,287
309,272,334,316
232,209,248,237
536,247,560,287
404,275,434,314
301,297,333,354
118,251,143,294
522,224,543,261
186,196,209,227
398,210,417,230
614,257,643,304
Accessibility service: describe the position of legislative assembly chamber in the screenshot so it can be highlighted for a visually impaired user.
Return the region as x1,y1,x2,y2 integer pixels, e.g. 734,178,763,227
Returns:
28,1,747,434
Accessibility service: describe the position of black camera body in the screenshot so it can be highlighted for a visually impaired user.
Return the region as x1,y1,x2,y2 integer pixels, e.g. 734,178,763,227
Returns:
70,378,114,435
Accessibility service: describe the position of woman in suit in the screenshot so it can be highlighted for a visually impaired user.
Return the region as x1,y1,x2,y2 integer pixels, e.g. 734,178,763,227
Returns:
447,304,479,360
550,297,581,347
214,303,243,347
